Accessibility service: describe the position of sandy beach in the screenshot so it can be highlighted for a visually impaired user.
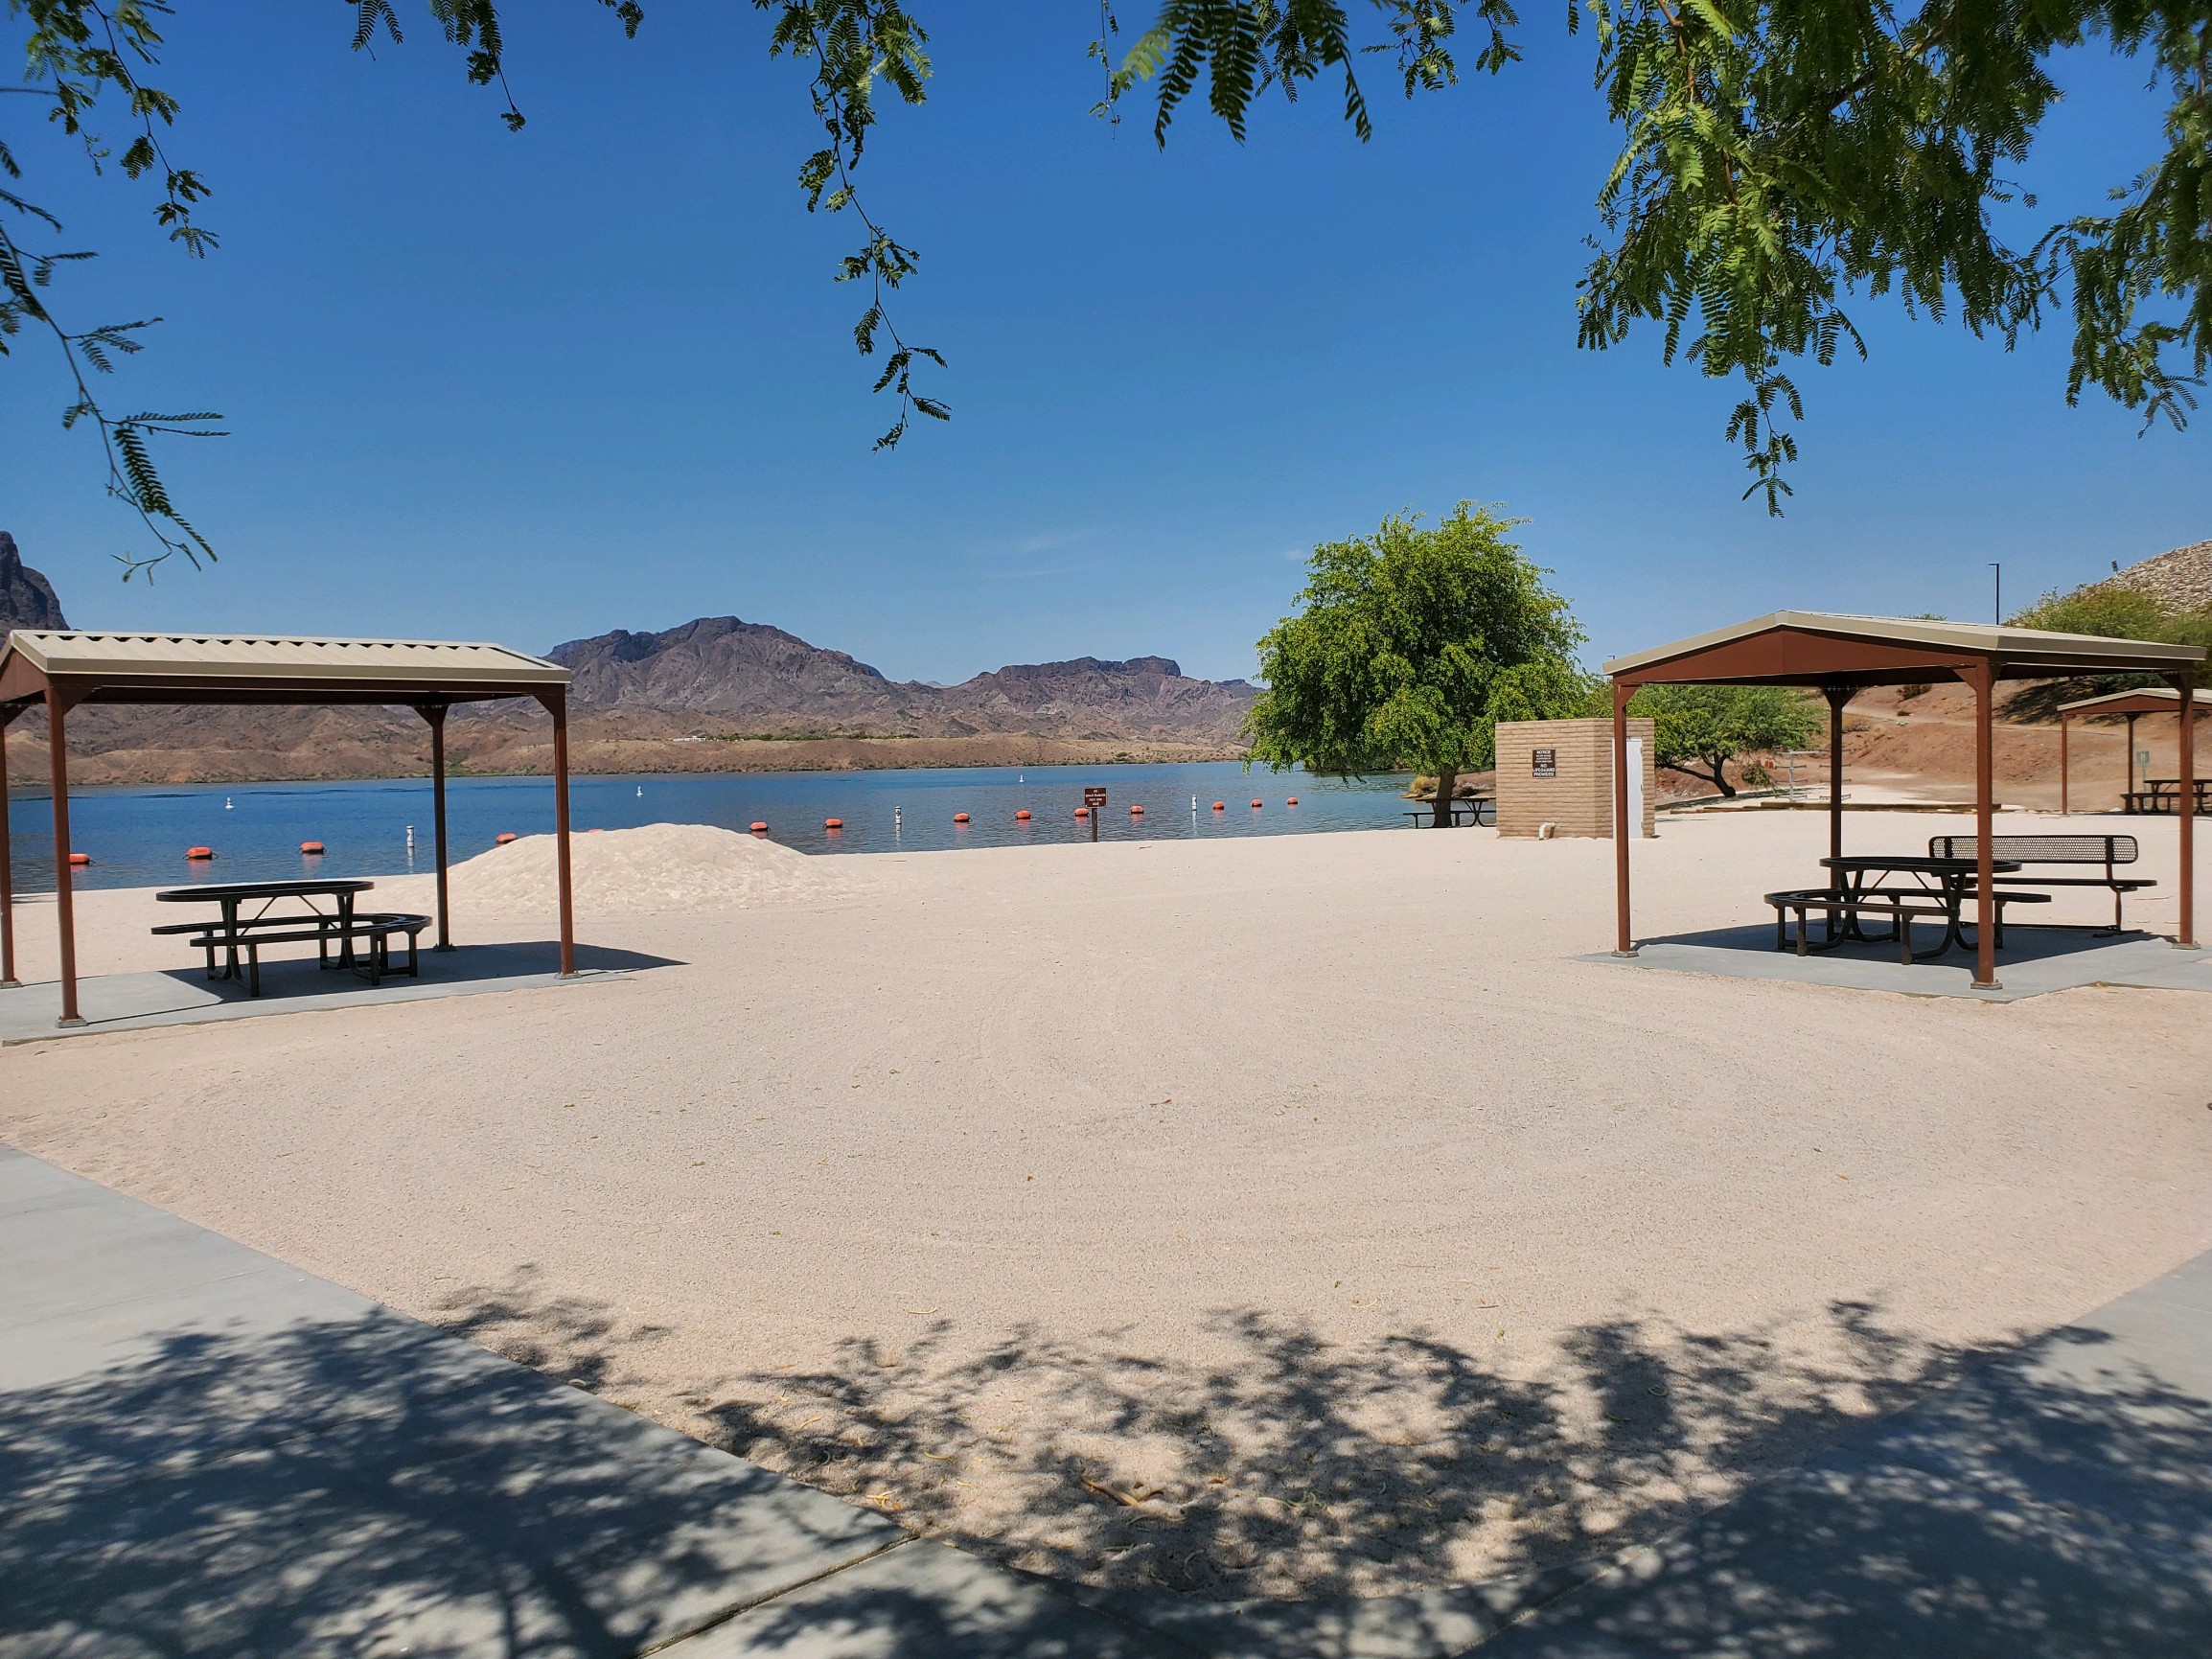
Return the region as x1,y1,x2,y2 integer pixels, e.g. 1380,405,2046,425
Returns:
4,809,2208,1602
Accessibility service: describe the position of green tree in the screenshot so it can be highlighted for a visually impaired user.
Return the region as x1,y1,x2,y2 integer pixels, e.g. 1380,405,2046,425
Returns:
2001,582,2212,718
1247,502,1591,824
1627,682,1820,797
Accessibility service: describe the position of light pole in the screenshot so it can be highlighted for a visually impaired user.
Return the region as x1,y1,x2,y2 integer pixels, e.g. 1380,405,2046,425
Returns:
1989,562,2001,624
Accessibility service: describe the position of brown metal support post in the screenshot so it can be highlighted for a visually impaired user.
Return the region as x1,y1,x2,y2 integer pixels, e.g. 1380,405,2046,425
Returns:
0,707,16,988
2177,673,2197,949
1823,686,1853,864
1612,680,1635,956
46,689,82,1025
1966,663,1999,989
550,691,575,976
2059,711,2069,817
424,703,453,951
2126,714,2139,804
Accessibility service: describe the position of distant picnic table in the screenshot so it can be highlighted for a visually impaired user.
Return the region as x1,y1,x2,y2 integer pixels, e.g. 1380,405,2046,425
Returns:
152,879,427,997
2126,778,2212,816
1403,797,1493,827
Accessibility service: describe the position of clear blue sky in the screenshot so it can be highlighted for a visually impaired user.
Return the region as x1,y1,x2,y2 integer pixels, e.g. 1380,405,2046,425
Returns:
5,5,2203,683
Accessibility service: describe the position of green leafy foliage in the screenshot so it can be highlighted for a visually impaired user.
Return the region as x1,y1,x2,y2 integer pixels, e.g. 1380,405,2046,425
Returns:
2002,581,2212,717
1624,682,1820,795
1247,502,1592,820
1104,0,2212,513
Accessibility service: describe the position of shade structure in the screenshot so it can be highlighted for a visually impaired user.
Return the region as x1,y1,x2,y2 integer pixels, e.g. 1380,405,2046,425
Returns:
1602,612,2203,989
0,631,576,1026
2056,686,2188,815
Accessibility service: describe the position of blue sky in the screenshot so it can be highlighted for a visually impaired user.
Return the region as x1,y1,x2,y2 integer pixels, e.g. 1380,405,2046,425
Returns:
4,4,2204,683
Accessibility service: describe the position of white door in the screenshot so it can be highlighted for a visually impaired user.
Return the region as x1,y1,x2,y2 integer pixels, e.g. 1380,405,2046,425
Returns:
1626,737,1645,838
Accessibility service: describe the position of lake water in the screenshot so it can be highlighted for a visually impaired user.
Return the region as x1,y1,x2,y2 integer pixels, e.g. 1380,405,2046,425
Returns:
4,761,1419,892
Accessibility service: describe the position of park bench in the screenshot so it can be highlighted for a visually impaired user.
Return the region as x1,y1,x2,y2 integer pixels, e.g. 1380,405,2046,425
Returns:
1926,834,2154,932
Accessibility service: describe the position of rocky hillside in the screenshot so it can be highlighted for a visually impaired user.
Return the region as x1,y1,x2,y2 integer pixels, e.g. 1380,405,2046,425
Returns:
549,618,1257,744
2103,539,2212,613
0,532,67,635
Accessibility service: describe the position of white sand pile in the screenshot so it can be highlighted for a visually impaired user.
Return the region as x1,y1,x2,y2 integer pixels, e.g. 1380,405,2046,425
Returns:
444,821,860,915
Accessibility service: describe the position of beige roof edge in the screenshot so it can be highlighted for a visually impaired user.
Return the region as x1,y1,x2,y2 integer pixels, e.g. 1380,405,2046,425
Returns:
1602,610,2207,678
2058,685,2188,714
1,629,568,683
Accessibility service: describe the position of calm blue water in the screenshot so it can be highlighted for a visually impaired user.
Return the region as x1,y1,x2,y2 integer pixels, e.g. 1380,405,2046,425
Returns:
4,762,1418,892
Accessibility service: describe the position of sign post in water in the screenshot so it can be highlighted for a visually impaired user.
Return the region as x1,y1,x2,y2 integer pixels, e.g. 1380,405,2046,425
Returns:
1083,786,1106,841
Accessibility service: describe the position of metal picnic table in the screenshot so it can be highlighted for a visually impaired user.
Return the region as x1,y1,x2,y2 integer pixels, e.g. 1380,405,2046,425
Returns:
1819,853,2024,956
153,878,378,990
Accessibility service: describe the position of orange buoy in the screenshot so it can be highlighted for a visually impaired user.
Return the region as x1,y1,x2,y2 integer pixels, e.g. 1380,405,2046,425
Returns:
300,841,325,855
495,832,518,844
1211,801,1226,812
186,846,214,861
953,813,971,823
67,852,91,866
1129,803,1144,816
1251,799,1263,808
1287,796,1299,805
1073,807,1089,819
588,827,605,834
824,818,843,830
749,821,769,834
1015,809,1032,821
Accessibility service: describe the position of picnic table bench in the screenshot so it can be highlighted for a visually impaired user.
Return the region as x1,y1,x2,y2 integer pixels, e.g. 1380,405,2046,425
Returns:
1764,853,2048,964
2121,779,2210,817
1927,834,2154,932
1403,796,1494,827
152,879,430,997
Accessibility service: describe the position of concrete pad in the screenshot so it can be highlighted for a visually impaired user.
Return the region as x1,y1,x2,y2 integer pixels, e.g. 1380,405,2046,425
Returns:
1476,1249,2212,1656
1080,1566,1604,1659
0,1147,904,1659
661,1539,1188,1658
1586,927,2212,1002
0,941,674,1045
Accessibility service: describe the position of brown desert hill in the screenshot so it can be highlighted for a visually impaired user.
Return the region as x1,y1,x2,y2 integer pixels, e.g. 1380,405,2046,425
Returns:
548,617,934,732
939,656,1257,744
547,618,1258,745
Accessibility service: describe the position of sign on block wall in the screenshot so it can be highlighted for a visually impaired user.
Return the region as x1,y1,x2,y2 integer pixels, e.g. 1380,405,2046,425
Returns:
1491,718,1657,839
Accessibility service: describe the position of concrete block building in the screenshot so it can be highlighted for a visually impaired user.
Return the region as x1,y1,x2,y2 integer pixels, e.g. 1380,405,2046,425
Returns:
1493,717,1657,838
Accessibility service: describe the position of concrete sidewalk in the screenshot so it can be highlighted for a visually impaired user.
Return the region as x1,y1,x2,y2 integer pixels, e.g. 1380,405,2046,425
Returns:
1480,1248,2212,1655
0,1145,1174,1658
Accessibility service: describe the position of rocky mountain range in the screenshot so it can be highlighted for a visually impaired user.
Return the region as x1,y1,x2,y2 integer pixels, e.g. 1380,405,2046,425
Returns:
548,617,1256,744
1,534,1258,783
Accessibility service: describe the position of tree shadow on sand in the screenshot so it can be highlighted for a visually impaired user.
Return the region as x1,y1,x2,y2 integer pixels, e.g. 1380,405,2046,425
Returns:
442,1281,2012,1606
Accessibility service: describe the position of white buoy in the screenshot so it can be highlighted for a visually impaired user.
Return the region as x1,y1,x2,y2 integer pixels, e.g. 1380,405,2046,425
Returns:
224,797,233,810
636,784,643,796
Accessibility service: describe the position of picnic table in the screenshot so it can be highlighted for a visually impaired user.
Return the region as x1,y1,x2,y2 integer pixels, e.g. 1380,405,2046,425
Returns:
2125,778,2211,816
152,879,427,996
1765,853,2041,964
1403,797,1493,827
